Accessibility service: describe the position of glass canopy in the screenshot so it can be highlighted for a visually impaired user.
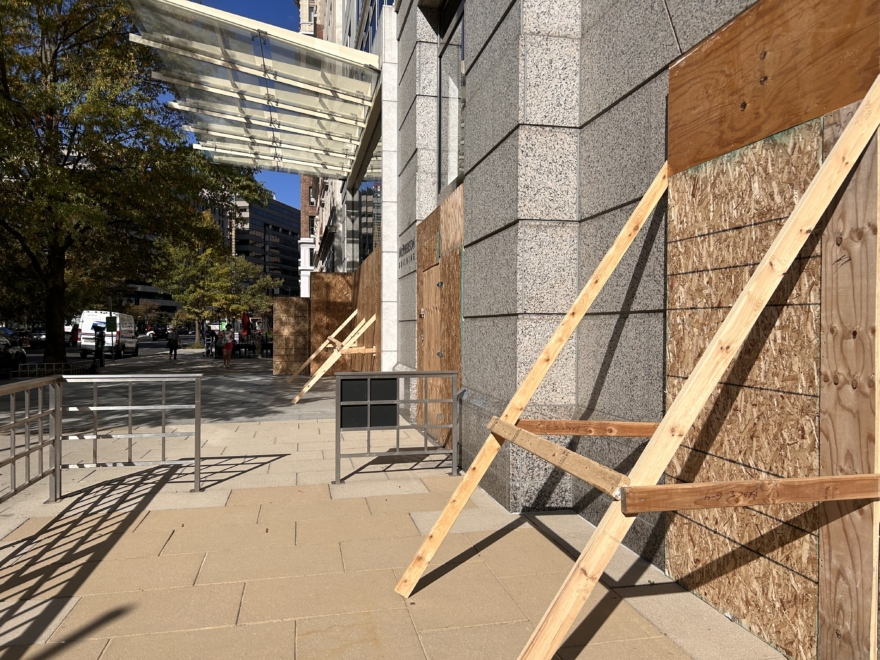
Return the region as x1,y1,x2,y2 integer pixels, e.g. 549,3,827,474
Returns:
129,0,380,178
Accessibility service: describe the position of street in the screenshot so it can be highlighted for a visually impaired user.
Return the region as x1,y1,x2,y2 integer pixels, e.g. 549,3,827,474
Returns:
23,335,196,364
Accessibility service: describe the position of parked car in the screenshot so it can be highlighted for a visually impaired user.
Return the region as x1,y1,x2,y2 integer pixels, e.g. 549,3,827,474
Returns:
78,311,138,359
28,327,47,348
147,326,169,341
0,335,27,375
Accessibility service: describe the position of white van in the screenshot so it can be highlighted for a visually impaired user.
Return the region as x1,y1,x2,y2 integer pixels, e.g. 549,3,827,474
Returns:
78,311,138,359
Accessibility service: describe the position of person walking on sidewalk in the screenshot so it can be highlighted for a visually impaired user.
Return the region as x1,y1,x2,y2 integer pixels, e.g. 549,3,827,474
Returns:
168,327,180,361
221,326,234,368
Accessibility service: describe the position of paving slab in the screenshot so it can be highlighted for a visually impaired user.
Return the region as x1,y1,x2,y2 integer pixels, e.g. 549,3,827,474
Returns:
196,542,343,584
135,505,256,532
419,620,534,660
100,621,296,660
239,568,404,623
49,582,245,640
296,513,421,545
555,635,690,659
411,507,529,535
161,522,296,555
398,560,529,632
330,479,429,499
295,609,425,660
464,528,575,578
258,499,370,524
340,533,475,573
10,639,109,659
366,492,477,515
0,598,80,646
225,484,330,506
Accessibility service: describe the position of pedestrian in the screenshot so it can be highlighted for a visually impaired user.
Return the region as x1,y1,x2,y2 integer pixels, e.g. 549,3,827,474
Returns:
222,325,234,368
168,327,179,361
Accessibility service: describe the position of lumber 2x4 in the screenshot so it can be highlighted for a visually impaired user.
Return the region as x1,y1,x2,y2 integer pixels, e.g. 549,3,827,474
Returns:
518,74,880,660
291,314,376,404
620,474,880,515
286,309,358,383
516,419,658,437
393,162,670,599
489,418,629,498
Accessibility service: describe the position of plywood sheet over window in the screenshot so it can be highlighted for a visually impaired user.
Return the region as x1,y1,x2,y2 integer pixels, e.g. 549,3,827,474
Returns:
272,297,310,375
668,0,879,174
417,186,464,446
350,249,381,372
309,272,354,376
665,119,823,659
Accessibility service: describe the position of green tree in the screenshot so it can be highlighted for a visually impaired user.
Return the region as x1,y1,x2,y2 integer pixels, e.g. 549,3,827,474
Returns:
0,0,266,361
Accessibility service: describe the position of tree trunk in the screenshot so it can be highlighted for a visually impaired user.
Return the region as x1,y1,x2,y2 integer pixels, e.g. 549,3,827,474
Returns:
43,243,67,363
195,321,202,346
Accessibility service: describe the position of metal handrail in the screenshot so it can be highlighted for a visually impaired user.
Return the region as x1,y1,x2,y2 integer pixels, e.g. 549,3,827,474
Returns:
1,377,61,505
60,374,203,491
1,373,203,506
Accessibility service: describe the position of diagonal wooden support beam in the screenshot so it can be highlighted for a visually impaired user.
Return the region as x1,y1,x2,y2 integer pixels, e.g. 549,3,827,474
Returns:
518,74,880,660
286,309,358,383
516,419,658,437
489,418,629,498
620,474,880,515
393,162,669,598
292,314,376,404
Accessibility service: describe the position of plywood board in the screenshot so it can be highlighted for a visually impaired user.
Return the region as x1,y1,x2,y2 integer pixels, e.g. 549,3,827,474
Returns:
351,249,382,372
272,297,310,375
668,0,880,174
665,117,824,656
309,272,355,376
818,101,880,659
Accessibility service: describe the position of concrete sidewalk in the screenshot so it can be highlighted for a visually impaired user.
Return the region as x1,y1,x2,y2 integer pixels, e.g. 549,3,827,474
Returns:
0,415,785,659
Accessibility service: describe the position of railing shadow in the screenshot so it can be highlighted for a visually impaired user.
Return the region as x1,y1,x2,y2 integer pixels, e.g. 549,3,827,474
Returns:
0,453,285,655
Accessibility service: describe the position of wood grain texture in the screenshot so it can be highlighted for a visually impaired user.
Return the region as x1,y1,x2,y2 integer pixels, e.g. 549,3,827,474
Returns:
622,475,880,514
519,77,880,660
668,0,880,174
489,418,630,497
309,273,355,376
818,101,880,660
351,248,381,372
273,297,311,376
394,165,669,600
516,419,658,437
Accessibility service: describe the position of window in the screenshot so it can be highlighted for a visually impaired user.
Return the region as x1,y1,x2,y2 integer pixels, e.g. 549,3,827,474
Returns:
308,186,314,204
309,248,315,265
309,215,316,236
438,5,465,192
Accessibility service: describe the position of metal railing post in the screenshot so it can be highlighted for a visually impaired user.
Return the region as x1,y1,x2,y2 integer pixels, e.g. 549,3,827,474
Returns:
192,377,201,492
92,382,98,464
37,385,44,476
127,381,133,463
9,392,16,493
24,389,30,482
335,374,341,484
161,380,166,462
49,379,62,502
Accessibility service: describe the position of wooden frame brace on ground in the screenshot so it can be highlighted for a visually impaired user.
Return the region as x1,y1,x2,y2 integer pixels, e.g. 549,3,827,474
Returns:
292,314,376,404
286,309,358,382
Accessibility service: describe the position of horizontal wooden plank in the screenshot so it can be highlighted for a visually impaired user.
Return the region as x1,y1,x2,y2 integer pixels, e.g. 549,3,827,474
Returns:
667,0,880,174
516,419,658,437
620,474,880,515
340,346,376,354
488,417,630,498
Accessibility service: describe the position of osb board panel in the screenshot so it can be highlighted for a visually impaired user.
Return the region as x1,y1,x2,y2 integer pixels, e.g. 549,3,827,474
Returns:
667,0,879,174
666,117,825,658
309,272,354,376
818,102,879,659
272,297,310,375
668,120,822,241
666,512,818,660
666,451,819,552
350,249,382,373
440,246,463,385
667,304,820,395
668,256,819,310
664,376,819,481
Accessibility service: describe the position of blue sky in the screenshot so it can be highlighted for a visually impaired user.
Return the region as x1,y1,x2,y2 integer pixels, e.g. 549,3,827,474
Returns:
202,0,303,210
